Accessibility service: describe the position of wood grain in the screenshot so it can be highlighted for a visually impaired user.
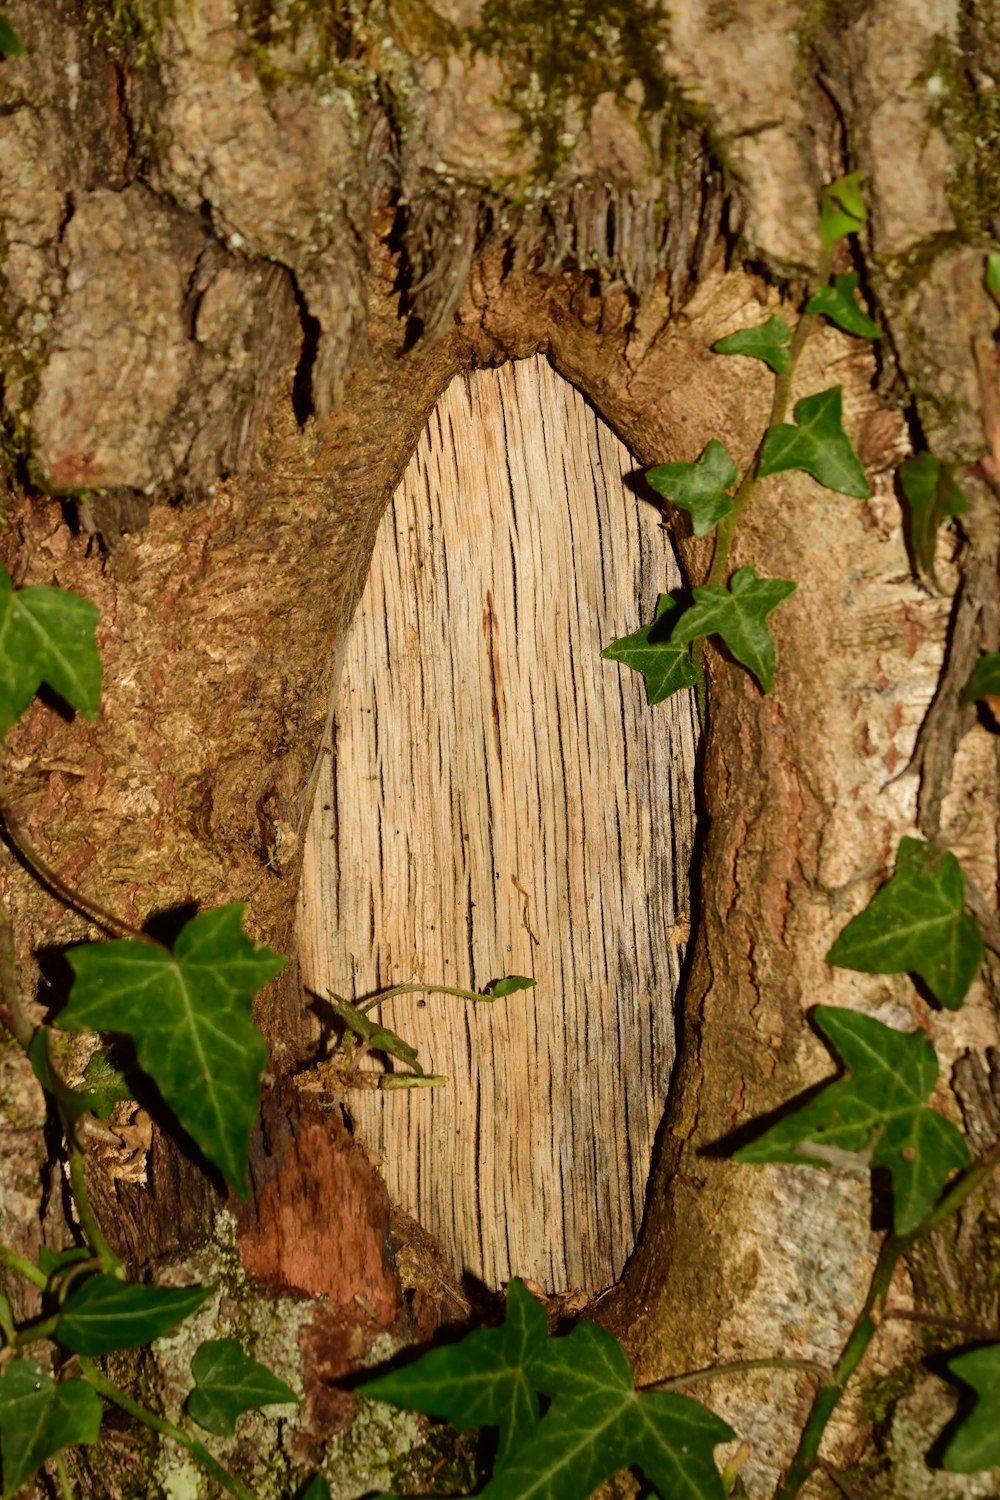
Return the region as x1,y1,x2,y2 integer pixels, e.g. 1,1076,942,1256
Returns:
297,357,697,1293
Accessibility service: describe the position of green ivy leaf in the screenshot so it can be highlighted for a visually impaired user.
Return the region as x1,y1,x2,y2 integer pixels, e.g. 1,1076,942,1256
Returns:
59,906,285,1194
898,453,968,578
483,1321,733,1500
819,172,866,251
712,315,793,374
0,565,101,735
987,252,1000,309
360,1277,547,1470
669,565,796,694
805,273,880,339
942,1345,1000,1471
82,1050,136,1111
826,837,983,1010
487,976,537,998
186,1338,298,1437
758,387,871,498
363,1287,732,1500
961,652,1000,706
27,1029,118,1127
734,1007,969,1234
0,17,25,56
646,440,740,538
601,594,700,706
297,1479,332,1500
327,992,426,1075
0,1361,102,1497
56,1275,212,1354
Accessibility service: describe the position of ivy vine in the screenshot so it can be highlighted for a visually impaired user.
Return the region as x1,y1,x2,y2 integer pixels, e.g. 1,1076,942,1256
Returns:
0,145,997,1500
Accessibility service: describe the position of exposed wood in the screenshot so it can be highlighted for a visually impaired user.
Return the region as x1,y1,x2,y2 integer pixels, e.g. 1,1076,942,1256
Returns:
298,357,698,1294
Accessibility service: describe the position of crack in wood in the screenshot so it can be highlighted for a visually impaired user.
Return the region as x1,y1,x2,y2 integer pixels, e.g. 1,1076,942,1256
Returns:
298,357,698,1293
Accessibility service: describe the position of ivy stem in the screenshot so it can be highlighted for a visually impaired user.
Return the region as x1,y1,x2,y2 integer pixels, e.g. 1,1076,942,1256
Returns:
0,1242,48,1291
772,1138,1000,1499
0,1290,16,1344
0,924,123,1281
78,1357,262,1500
707,248,832,591
54,1453,76,1500
0,795,159,946
881,1308,999,1340
67,1143,122,1276
352,981,512,1016
692,638,707,722
12,1312,59,1350
642,1356,829,1394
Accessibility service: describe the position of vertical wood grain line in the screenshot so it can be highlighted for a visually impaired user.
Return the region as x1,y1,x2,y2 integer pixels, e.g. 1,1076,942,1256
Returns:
297,357,698,1293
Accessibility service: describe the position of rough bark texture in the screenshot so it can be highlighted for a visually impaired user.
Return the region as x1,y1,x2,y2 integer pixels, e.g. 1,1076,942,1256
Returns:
0,0,998,1495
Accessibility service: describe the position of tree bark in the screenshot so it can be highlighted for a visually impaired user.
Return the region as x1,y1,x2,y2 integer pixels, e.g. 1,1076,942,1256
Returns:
0,0,998,1495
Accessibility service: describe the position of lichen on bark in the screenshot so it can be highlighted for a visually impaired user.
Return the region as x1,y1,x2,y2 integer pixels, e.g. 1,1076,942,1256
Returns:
0,0,998,1496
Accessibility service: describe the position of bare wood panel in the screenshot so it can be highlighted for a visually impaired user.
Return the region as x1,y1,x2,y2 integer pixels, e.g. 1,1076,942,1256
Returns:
297,357,697,1294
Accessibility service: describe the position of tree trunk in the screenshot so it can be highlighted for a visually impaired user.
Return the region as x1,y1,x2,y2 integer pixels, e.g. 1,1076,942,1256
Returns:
0,1,997,1495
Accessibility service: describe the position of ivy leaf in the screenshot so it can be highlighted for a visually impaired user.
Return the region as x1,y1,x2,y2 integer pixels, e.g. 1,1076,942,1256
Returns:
487,976,537,998
331,977,532,1080
27,1029,118,1128
297,1480,332,1500
483,1321,734,1500
819,172,866,250
0,1361,102,1497
898,453,968,578
987,252,1000,309
56,1274,212,1354
361,1277,547,1470
363,1289,732,1500
734,1007,968,1234
0,18,25,56
0,565,101,735
712,315,793,374
186,1338,298,1436
646,440,740,538
961,652,1000,708
942,1345,1000,1471
327,991,426,1076
602,594,700,705
826,837,983,1010
59,906,285,1194
758,387,871,498
669,565,796,694
82,1050,136,1111
805,273,880,339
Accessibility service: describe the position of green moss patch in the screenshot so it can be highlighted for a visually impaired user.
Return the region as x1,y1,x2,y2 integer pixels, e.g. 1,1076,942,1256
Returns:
922,2,1000,240
467,0,685,178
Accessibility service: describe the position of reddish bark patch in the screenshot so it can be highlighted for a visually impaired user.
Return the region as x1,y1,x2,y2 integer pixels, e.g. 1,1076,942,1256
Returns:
46,450,99,488
237,1079,398,1320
